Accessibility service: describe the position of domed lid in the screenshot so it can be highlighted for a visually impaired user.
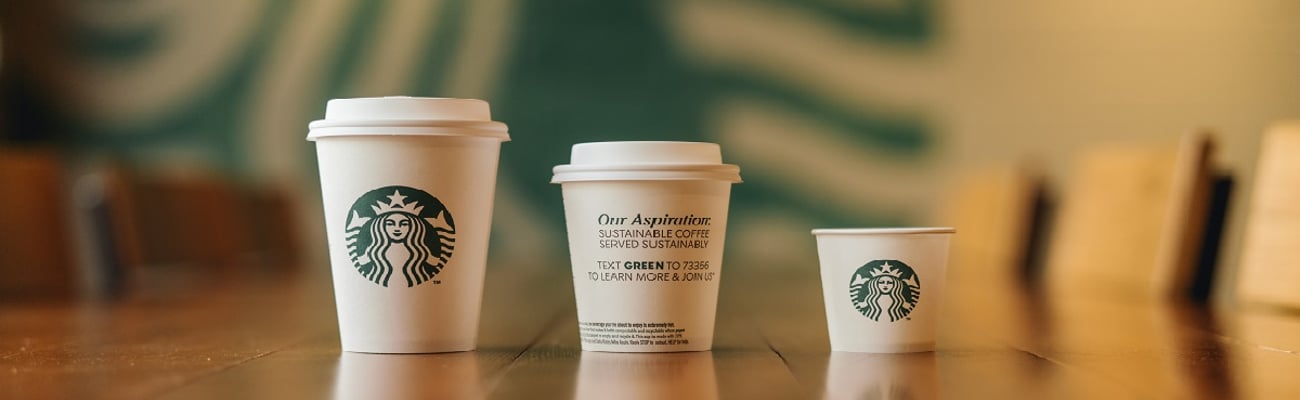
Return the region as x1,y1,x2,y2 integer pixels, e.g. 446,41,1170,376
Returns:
307,96,509,141
552,141,742,183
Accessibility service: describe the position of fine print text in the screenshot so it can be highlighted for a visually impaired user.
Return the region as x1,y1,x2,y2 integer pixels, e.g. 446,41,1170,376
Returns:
579,321,690,347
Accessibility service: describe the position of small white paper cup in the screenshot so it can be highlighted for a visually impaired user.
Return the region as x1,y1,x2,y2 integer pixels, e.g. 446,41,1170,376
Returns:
812,228,955,353
309,97,508,353
553,142,741,352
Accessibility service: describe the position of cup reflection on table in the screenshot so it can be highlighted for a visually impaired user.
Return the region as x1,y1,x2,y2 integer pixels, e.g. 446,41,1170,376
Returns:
334,351,483,399
824,352,938,400
575,351,718,400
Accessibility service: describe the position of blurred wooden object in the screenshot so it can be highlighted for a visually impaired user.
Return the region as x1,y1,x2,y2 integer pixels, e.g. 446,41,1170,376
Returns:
1047,133,1215,299
131,169,251,270
0,147,76,298
935,164,1045,284
1238,122,1300,309
70,165,146,296
67,164,304,295
1188,172,1233,302
242,185,303,269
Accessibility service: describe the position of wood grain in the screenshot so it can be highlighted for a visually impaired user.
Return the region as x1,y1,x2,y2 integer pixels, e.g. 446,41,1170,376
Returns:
4,259,1300,398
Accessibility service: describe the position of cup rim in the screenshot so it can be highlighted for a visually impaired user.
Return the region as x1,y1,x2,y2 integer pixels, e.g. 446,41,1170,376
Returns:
551,163,742,183
811,227,956,236
306,119,510,141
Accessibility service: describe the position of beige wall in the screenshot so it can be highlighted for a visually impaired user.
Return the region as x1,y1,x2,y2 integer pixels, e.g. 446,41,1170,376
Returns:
941,1,1300,302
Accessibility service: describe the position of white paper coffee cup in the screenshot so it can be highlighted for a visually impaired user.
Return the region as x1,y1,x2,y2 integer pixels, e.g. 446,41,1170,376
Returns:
308,97,509,353
812,228,955,353
553,142,741,352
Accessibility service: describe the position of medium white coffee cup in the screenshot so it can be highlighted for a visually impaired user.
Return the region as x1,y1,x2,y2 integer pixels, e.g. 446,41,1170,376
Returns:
308,97,509,353
812,228,955,353
553,142,741,352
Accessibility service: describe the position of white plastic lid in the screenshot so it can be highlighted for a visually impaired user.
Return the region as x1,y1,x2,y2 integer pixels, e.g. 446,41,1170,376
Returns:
551,141,742,183
811,227,956,236
307,96,510,141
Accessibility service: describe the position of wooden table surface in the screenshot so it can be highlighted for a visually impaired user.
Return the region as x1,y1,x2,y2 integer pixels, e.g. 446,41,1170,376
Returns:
3,264,1299,399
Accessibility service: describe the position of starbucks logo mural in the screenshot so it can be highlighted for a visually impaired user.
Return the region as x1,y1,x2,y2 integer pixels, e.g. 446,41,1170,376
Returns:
849,260,921,322
345,186,455,287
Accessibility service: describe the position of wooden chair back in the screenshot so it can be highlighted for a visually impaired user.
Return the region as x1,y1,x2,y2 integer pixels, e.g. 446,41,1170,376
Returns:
242,185,304,269
0,147,77,298
130,169,250,269
935,164,1045,285
1237,122,1300,309
1046,133,1215,299
72,165,305,294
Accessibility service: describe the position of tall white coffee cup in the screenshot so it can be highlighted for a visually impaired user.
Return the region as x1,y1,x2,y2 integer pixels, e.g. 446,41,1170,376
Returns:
308,97,509,353
812,228,955,353
553,142,741,352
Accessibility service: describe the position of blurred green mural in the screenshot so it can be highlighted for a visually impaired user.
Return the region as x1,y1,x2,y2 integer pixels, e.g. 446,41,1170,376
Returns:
1,0,940,264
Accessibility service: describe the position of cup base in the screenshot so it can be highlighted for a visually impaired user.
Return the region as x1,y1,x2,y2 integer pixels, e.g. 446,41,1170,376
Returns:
342,340,476,354
830,341,935,354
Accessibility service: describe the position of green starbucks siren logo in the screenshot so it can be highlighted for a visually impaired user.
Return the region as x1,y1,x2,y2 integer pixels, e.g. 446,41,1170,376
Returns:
345,186,455,287
849,260,921,322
